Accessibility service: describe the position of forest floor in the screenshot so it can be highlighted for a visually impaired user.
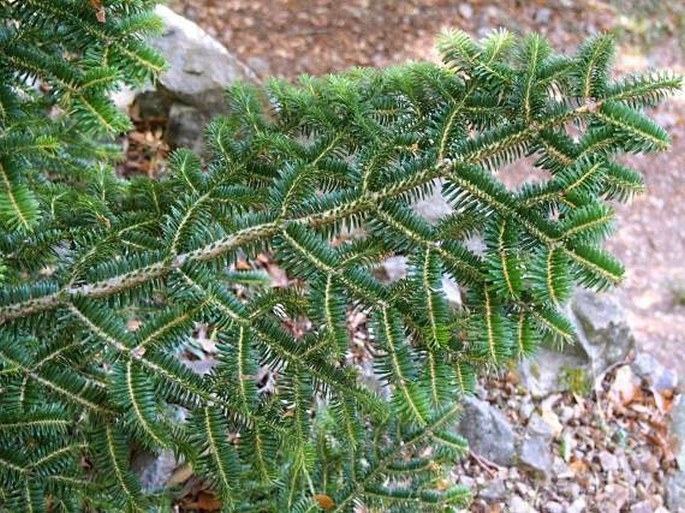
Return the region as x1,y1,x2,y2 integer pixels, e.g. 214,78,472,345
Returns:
169,0,685,377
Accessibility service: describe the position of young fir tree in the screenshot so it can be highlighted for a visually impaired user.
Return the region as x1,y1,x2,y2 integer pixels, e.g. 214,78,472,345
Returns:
0,2,682,511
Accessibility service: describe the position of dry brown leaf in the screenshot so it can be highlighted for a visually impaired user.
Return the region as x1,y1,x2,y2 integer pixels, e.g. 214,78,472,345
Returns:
628,403,651,414
652,387,674,413
235,259,251,270
266,262,289,287
314,494,335,510
183,492,222,511
608,365,641,406
126,318,141,332
569,459,589,475
90,0,106,23
128,132,148,144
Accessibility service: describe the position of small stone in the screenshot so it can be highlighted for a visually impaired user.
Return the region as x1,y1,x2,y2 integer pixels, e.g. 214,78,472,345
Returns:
571,291,636,373
519,402,535,420
458,3,474,19
568,497,587,513
618,452,637,487
539,407,563,438
534,7,552,24
543,502,565,513
599,484,630,512
666,388,685,510
666,473,685,511
653,367,679,393
527,413,554,440
599,450,620,472
459,475,476,489
631,501,654,513
558,405,575,424
458,396,516,466
513,481,534,497
552,456,572,479
633,351,678,398
479,478,507,501
509,496,536,513
519,436,553,478
632,352,662,380
638,452,661,473
567,483,582,498
131,449,179,493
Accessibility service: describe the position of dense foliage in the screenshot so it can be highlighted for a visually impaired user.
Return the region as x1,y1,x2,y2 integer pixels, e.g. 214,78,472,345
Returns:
0,2,681,511
0,0,164,235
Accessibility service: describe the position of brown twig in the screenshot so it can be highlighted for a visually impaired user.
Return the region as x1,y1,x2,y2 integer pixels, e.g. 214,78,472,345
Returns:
469,449,500,478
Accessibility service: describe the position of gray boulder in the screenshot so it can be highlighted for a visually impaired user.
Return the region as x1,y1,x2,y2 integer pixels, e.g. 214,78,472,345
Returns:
571,290,635,372
518,346,588,399
136,6,257,151
518,290,635,398
131,450,179,493
148,6,257,110
165,103,208,153
458,395,516,466
131,406,187,492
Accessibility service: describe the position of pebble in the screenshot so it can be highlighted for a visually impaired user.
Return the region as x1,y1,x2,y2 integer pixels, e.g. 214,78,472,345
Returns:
638,452,661,473
479,478,507,501
600,483,631,512
543,501,565,513
534,7,553,25
459,475,476,489
520,402,535,420
632,352,679,392
599,450,620,472
558,405,575,424
520,436,553,478
631,500,655,513
448,351,674,513
509,495,536,513
552,456,573,479
527,413,554,440
568,497,587,513
458,3,473,20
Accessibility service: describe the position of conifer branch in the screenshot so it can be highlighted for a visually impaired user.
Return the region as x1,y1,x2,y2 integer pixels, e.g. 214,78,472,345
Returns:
0,19,680,511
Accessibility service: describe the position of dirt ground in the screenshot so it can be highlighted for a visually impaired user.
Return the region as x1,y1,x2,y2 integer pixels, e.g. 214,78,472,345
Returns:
168,0,685,375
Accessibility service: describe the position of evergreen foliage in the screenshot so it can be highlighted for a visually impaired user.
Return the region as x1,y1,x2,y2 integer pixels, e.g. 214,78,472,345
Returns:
0,0,165,234
0,5,681,511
